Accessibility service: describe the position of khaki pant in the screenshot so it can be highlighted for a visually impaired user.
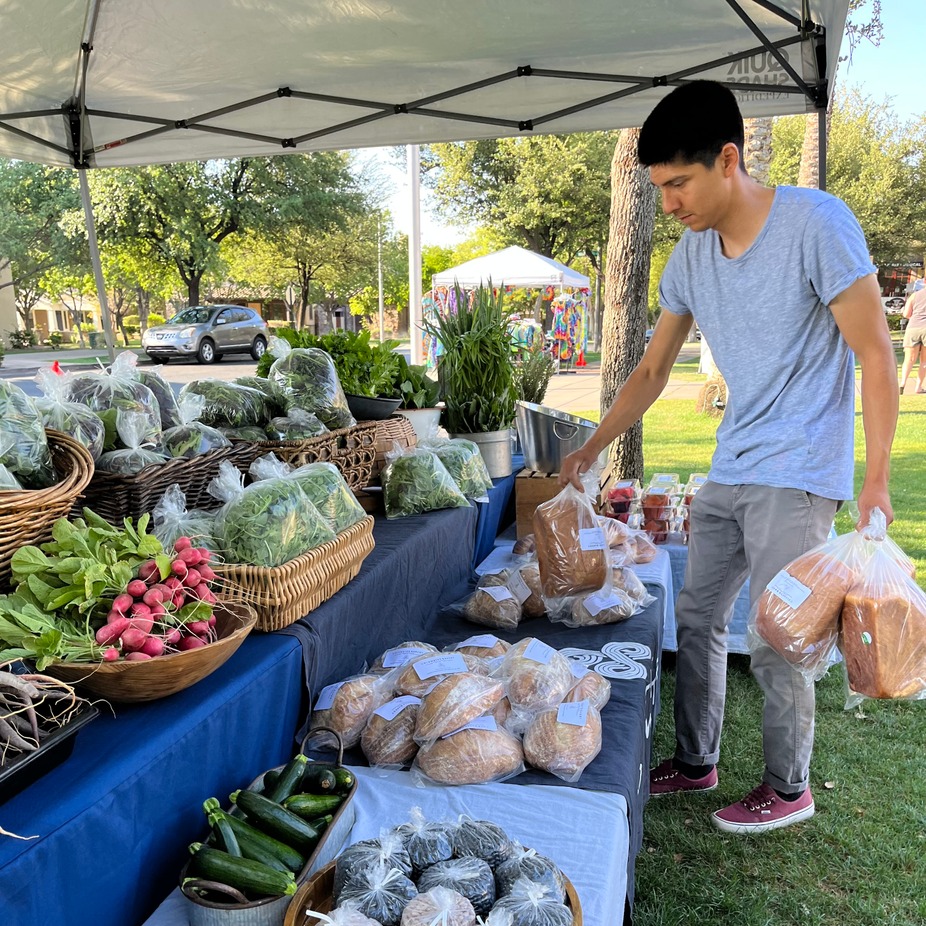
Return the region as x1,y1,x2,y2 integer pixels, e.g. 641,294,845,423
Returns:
673,481,838,794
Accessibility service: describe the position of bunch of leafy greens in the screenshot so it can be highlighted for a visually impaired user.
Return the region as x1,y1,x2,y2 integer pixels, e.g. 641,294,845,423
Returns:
0,380,57,488
431,439,494,497
179,379,278,429
514,350,555,405
136,367,183,429
382,448,469,519
395,356,441,410
422,283,518,433
265,409,329,441
266,346,355,430
161,422,231,459
232,375,290,418
288,462,367,534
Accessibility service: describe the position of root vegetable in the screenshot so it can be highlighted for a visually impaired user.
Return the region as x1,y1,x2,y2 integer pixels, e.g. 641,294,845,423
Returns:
113,593,134,613
102,647,120,662
124,652,153,661
179,635,207,651
121,628,149,652
138,560,160,582
183,568,202,588
127,579,147,598
187,620,210,636
178,547,201,566
173,537,193,552
172,591,185,609
140,636,165,657
165,629,182,645
163,576,182,590
198,564,216,582
96,619,130,646
143,588,164,606
171,559,188,578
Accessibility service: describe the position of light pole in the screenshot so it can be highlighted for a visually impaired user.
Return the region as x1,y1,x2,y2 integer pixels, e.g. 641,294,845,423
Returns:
377,216,385,342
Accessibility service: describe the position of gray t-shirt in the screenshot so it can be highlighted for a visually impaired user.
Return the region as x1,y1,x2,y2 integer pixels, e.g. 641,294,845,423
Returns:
906,289,926,328
659,185,875,500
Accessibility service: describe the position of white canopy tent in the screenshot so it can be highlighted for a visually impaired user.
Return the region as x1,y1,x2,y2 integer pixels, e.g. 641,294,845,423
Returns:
432,246,590,291
0,0,851,355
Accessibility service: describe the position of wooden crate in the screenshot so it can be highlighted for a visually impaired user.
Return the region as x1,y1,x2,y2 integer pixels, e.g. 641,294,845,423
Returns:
515,470,562,538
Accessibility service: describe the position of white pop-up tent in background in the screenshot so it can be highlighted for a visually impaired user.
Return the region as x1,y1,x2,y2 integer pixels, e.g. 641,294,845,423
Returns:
432,246,590,291
0,0,850,355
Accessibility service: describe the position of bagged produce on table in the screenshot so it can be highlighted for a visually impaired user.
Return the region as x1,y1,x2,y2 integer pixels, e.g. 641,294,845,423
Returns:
136,364,182,430
95,409,170,475
416,857,495,918
492,638,574,716
495,847,566,902
250,453,365,535
180,379,277,430
626,530,657,564
414,672,505,744
749,517,876,681
597,514,632,548
266,337,355,430
486,878,572,926
310,673,392,749
414,718,524,785
611,565,654,609
265,406,329,441
64,351,162,450
219,425,270,442
452,817,516,869
34,366,105,462
233,374,290,417
309,906,382,926
382,444,469,519
450,634,511,659
463,584,522,632
508,562,545,619
532,474,608,599
522,699,602,782
512,534,536,557
160,392,231,459
0,435,23,489
369,641,439,675
0,380,56,488
556,586,637,628
361,695,422,768
208,459,334,566
334,833,414,899
152,484,217,551
839,520,926,706
563,663,611,710
395,807,457,871
401,886,475,926
393,651,486,698
336,862,418,926
419,427,493,498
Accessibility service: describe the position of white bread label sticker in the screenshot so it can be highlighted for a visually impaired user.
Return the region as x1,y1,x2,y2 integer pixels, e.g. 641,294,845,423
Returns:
382,646,432,668
454,634,500,650
522,638,555,665
579,527,607,552
414,653,468,680
583,590,626,617
373,695,422,721
480,585,516,603
314,681,345,711
506,570,532,604
557,699,590,727
766,570,812,610
569,661,590,679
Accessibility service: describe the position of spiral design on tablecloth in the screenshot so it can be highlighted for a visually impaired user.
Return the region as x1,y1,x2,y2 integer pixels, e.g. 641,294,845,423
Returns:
560,643,651,681
560,649,605,669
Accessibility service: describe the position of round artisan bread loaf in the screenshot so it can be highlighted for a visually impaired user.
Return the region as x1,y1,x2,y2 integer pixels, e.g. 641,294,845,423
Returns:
563,669,611,710
497,638,573,712
415,725,523,785
516,563,546,619
453,637,510,659
414,672,505,743
401,887,475,926
310,674,389,748
523,703,602,781
361,697,421,767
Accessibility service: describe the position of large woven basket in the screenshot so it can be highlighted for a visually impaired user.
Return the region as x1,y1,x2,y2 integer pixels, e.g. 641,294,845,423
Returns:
284,858,583,926
75,442,252,524
368,414,417,482
44,601,257,702
0,429,94,589
229,431,339,473
213,516,375,632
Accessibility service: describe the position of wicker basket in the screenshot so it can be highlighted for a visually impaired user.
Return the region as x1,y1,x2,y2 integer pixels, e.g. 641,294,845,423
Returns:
367,414,417,481
0,429,94,589
284,859,583,926
229,431,339,473
213,516,375,632
75,442,252,524
43,601,258,702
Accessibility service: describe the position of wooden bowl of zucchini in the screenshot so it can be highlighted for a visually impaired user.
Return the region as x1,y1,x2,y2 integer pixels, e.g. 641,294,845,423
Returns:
181,728,357,925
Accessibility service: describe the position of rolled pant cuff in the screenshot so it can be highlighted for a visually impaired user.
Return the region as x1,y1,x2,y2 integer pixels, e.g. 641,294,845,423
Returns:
762,768,809,795
676,748,720,767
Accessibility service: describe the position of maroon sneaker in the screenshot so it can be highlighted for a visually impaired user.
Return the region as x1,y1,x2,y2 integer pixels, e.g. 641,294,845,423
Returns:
711,783,814,834
649,758,718,795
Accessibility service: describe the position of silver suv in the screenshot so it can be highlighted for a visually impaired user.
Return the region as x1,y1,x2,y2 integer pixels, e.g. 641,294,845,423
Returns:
142,305,269,364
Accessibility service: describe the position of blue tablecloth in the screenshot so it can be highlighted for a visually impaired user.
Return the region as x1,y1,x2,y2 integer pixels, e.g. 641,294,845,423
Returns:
471,452,522,567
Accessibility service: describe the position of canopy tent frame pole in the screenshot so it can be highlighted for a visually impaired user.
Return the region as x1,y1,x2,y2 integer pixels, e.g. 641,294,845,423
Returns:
818,105,828,191
78,170,116,363
408,144,423,365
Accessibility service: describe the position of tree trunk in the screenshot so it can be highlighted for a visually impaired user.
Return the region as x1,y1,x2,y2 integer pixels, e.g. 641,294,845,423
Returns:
600,129,655,483
798,112,820,189
187,274,201,307
743,116,774,186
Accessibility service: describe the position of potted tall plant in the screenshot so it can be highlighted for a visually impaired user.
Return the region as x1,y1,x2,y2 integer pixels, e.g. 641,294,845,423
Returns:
423,282,518,477
394,356,443,440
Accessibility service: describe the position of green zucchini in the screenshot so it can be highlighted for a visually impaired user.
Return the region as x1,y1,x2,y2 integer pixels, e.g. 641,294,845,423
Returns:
231,789,321,853
268,754,308,803
211,813,242,857
208,813,294,874
261,769,281,795
299,763,337,793
218,810,307,872
310,763,354,793
188,843,296,897
281,793,343,819
307,813,333,835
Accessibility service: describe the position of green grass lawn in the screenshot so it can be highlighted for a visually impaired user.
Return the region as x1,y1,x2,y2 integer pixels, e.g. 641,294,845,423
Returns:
581,398,926,926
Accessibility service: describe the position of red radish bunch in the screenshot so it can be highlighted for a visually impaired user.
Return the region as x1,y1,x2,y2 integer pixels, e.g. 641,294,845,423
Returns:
98,537,220,662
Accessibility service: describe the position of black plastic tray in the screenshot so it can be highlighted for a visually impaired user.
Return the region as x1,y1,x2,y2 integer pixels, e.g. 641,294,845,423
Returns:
0,700,99,804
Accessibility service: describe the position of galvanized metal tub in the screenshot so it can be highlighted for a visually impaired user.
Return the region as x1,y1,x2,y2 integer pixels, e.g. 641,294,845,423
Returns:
515,401,597,474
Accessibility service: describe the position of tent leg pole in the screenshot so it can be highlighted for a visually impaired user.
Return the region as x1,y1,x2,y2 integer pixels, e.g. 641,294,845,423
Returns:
407,144,423,365
818,107,827,192
78,170,116,364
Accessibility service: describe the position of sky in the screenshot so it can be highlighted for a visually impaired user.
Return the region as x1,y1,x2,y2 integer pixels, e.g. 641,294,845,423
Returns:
361,0,921,250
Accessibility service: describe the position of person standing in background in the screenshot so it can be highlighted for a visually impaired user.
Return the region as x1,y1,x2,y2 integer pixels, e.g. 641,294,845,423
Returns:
900,286,926,394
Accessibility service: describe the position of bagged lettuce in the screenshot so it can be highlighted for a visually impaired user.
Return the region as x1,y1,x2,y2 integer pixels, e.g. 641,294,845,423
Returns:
265,407,329,441
382,444,469,519
95,409,170,475
152,484,217,551
161,393,231,459
34,366,106,462
420,427,493,497
0,380,56,488
179,379,277,429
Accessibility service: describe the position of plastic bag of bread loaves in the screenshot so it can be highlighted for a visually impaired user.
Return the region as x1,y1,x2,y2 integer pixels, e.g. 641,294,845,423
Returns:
597,514,633,548
394,651,489,698
310,673,393,748
750,523,877,682
532,481,609,599
310,905,382,926
361,695,422,768
415,672,506,744
840,537,926,706
556,586,637,628
486,878,572,926
336,861,418,926
463,583,523,632
402,886,476,926
414,717,524,785
492,638,574,721
450,634,511,659
369,641,439,675
563,663,611,710
523,699,602,782
512,534,536,557
626,529,657,564
507,562,545,619
611,565,655,609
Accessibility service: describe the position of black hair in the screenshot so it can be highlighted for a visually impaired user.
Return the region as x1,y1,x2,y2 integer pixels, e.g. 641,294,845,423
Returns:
637,80,745,170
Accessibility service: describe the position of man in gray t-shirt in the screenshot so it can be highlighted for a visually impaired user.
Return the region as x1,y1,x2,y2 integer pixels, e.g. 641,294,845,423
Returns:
560,81,898,835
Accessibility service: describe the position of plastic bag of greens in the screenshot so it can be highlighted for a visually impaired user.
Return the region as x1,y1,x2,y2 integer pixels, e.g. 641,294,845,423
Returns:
232,375,290,417
0,380,56,488
179,379,277,430
135,364,182,430
208,459,334,567
382,444,469,519
33,366,105,462
420,426,493,497
250,453,365,534
265,407,329,441
96,409,170,475
0,435,23,490
64,351,162,450
495,846,566,902
161,393,232,459
219,425,270,442
152,484,217,551
266,337,355,430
